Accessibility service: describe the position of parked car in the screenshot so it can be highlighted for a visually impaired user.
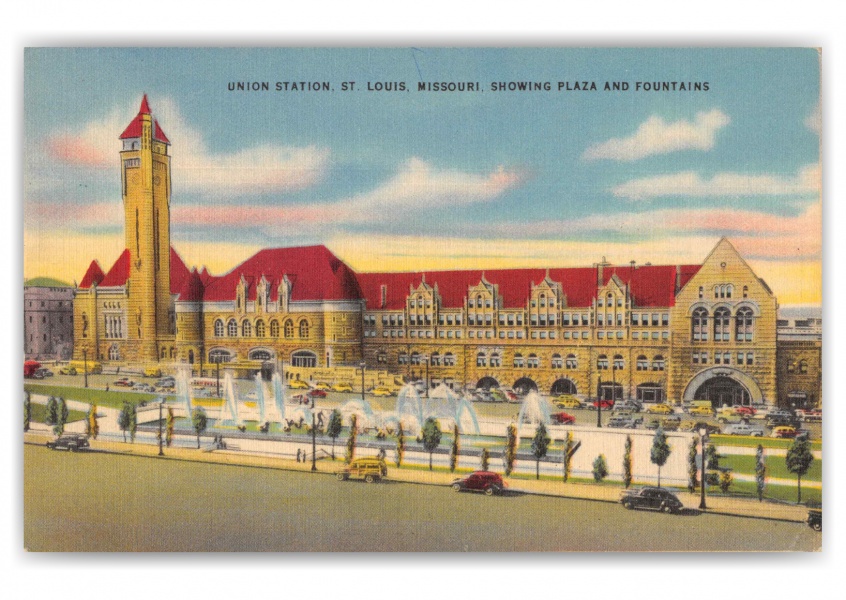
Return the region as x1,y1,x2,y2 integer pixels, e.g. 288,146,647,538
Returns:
313,382,332,391
474,390,494,403
588,399,615,410
35,368,54,378
614,400,642,412
796,409,822,423
688,405,714,417
766,414,801,428
554,396,584,409
451,471,507,496
645,404,674,415
155,377,176,387
143,367,162,378
807,508,822,532
611,410,643,424
307,389,328,399
646,416,681,431
332,383,353,393
288,379,310,390
772,426,808,439
132,383,156,392
59,366,77,376
620,487,683,514
46,434,90,452
371,386,395,397
289,393,311,405
679,420,721,434
336,457,388,483
550,411,576,425
723,422,765,436
113,377,135,387
607,416,638,429
734,406,757,417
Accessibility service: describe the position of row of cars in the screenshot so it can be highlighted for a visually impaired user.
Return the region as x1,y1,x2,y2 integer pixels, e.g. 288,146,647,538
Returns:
288,379,398,397
337,458,510,496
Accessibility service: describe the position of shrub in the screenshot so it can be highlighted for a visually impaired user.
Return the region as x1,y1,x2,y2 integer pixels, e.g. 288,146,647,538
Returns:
480,447,490,471
592,454,608,482
623,435,633,489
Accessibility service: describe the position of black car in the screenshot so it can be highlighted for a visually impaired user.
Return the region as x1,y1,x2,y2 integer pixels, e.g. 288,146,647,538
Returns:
807,508,822,532
46,434,90,452
620,487,683,514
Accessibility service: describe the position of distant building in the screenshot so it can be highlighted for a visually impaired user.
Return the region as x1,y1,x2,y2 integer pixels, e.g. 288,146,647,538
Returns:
24,278,74,360
776,306,822,409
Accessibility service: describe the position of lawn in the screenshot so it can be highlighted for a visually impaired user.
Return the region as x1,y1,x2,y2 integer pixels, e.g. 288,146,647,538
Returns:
25,383,157,409
711,434,822,452
29,403,87,424
719,453,822,482
725,479,821,505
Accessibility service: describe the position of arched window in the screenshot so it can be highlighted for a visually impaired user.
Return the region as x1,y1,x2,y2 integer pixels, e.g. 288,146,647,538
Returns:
476,294,482,309
714,307,730,342
291,350,317,368
551,354,563,369
636,355,648,371
736,307,753,342
299,320,309,338
411,352,421,365
398,352,409,365
652,355,665,371
527,354,540,369
490,352,501,367
444,352,456,367
255,320,266,337
692,308,709,341
214,319,224,337
208,348,233,363
613,354,624,370
249,349,272,361
476,351,487,367
539,293,546,308
377,351,387,364
284,319,294,338
787,361,796,374
726,284,733,298
109,344,120,360
565,354,577,369
241,320,252,337
270,320,279,337
430,352,441,366
799,360,808,374
513,353,524,368
227,319,237,337
597,354,608,370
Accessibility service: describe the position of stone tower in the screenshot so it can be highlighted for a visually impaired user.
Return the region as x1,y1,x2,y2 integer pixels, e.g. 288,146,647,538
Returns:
119,95,172,361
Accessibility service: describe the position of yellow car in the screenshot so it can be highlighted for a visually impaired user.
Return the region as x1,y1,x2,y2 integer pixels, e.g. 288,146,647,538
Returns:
144,366,162,378
313,382,332,391
288,379,310,390
332,382,353,393
646,404,675,415
372,386,395,397
554,396,584,409
689,405,714,417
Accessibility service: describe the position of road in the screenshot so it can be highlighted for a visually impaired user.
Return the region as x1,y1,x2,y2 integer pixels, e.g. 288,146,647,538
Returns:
24,445,820,552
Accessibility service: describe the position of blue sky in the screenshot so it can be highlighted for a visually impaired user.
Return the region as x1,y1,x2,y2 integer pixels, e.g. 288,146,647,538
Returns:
23,48,821,302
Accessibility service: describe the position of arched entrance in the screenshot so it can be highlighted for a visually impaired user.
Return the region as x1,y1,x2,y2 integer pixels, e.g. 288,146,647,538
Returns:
683,367,764,407
513,377,538,396
550,378,577,396
476,376,500,390
598,382,624,402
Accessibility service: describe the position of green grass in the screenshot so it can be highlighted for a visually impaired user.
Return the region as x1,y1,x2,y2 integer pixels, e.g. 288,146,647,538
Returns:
711,434,822,452
726,479,821,505
25,383,156,409
29,403,87,424
719,454,822,482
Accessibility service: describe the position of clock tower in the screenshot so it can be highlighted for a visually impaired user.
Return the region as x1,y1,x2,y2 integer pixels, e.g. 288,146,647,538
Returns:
119,95,172,361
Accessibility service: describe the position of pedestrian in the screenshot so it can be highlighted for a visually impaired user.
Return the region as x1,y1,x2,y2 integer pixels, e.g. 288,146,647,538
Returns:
296,448,301,462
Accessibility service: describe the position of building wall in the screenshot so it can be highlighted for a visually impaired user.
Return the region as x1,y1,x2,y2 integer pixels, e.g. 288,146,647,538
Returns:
777,340,822,408
24,286,74,360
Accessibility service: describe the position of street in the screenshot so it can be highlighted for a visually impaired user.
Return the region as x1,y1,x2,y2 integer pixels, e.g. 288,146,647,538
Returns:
24,445,820,552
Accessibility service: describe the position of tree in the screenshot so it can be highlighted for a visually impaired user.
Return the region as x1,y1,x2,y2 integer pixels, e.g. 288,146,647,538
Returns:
191,407,207,449
165,408,175,447
87,405,99,440
480,447,490,471
54,398,68,436
719,470,734,493
45,396,58,425
326,409,343,459
395,422,405,467
650,427,671,488
592,454,608,482
623,435,633,489
705,444,720,487
449,423,460,473
421,417,442,471
504,423,517,476
531,423,550,480
755,444,766,502
345,414,358,464
118,402,132,442
129,403,138,443
24,393,31,433
785,436,814,504
562,431,574,483
687,438,698,493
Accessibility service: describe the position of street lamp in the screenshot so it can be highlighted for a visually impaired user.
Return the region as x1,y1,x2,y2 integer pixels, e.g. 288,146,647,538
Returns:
423,355,429,398
359,361,366,404
596,374,603,428
310,390,318,472
699,427,709,510
82,347,89,389
157,397,165,456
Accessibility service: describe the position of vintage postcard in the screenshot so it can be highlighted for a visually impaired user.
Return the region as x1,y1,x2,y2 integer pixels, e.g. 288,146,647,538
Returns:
23,48,822,552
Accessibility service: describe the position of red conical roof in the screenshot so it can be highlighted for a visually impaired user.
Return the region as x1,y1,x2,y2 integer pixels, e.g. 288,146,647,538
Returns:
79,260,105,289
139,94,151,114
119,95,170,144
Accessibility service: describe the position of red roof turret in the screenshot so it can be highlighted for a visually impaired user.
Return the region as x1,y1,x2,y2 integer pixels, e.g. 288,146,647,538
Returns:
79,260,105,289
139,94,151,114
119,95,170,144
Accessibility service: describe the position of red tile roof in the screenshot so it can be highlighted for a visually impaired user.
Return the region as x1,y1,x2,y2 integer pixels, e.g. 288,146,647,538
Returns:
201,245,363,302
119,96,170,144
99,249,130,287
79,260,105,288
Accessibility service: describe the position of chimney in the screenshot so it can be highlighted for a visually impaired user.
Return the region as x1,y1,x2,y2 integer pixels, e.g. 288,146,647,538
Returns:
380,284,387,308
675,265,681,294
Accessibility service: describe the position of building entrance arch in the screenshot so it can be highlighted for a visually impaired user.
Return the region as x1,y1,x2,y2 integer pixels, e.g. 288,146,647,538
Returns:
550,378,577,396
513,377,538,396
476,376,500,390
682,367,764,407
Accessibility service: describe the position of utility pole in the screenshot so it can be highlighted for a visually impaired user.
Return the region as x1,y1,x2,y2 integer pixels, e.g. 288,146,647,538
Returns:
597,374,602,428
83,347,89,389
158,399,164,456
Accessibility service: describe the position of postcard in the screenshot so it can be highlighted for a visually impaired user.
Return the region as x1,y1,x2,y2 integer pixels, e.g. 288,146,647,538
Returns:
23,47,822,552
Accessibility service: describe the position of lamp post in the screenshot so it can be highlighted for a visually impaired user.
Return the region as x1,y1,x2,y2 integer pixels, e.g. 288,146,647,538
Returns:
359,361,366,404
82,347,89,389
611,360,618,405
158,398,165,456
213,357,221,398
596,374,602,428
699,427,708,510
311,391,318,472
423,355,429,398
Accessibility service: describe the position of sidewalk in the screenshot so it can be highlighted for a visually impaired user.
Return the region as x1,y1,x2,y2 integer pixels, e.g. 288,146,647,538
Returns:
25,430,811,524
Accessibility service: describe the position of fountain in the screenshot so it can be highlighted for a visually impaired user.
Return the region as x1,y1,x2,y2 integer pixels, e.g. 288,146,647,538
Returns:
426,384,480,435
271,372,286,423
516,390,551,427
176,366,193,416
339,398,378,430
395,383,425,434
218,371,241,424
253,374,267,423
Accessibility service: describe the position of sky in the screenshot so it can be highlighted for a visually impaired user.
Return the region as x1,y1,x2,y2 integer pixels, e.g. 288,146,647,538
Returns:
23,48,821,304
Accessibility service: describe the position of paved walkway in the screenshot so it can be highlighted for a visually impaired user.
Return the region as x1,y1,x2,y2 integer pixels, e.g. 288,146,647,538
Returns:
25,430,812,524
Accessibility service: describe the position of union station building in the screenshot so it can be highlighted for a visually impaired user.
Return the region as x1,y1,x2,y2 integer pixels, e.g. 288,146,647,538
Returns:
72,96,821,409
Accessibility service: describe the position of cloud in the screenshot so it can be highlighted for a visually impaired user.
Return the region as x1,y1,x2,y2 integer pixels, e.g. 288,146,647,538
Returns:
612,163,821,201
582,109,730,161
171,158,526,227
42,96,329,196
805,103,821,135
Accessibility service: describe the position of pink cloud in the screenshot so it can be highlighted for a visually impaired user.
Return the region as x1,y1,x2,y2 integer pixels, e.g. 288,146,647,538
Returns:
44,135,110,167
